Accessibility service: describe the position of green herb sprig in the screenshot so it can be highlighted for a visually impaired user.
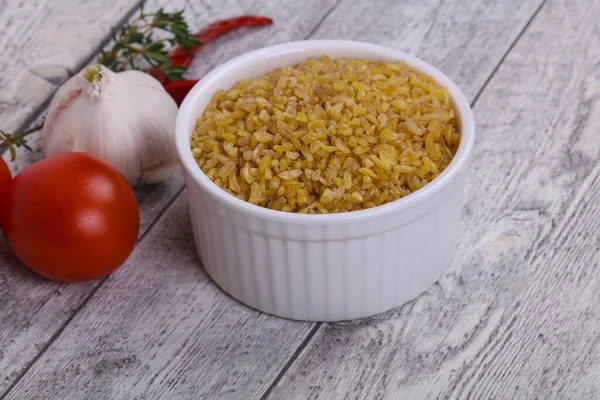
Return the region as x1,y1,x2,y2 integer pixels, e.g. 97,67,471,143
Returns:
97,5,200,82
0,123,38,161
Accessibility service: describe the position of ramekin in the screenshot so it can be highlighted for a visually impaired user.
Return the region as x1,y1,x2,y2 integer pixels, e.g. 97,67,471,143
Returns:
175,40,475,322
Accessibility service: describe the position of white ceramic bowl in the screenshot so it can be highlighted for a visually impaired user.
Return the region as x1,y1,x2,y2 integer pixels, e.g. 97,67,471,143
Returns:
176,40,475,322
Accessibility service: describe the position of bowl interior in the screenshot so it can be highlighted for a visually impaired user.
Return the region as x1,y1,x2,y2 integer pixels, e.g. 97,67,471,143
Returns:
175,40,475,222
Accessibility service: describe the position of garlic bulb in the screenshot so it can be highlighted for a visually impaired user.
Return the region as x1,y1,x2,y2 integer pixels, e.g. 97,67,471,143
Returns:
42,64,179,185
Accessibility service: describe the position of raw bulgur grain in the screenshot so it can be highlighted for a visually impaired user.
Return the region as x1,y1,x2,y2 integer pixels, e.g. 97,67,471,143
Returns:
191,56,460,214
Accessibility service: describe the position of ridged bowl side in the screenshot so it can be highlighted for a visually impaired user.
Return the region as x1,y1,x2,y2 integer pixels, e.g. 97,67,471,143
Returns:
177,40,475,322
185,170,465,322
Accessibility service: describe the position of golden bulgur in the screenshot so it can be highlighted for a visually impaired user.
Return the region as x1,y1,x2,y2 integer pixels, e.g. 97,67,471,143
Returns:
191,56,460,214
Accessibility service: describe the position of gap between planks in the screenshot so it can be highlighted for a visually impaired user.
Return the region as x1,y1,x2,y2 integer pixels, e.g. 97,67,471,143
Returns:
470,0,550,106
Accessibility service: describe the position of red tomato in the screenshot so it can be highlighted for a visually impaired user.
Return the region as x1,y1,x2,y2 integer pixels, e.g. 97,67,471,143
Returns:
0,157,11,229
1,152,140,282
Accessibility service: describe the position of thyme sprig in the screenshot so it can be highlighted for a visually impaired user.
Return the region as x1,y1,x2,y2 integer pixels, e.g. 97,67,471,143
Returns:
97,5,201,82
0,123,39,161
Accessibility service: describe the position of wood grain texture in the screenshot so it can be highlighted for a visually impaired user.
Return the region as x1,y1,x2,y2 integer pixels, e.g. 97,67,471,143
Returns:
265,0,600,398
0,0,553,399
0,0,338,397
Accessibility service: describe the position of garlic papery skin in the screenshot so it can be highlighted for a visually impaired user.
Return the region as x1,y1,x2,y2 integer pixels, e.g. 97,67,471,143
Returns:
42,64,179,185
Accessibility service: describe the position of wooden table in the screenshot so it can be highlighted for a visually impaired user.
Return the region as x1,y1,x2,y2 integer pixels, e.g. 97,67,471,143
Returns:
1,0,597,398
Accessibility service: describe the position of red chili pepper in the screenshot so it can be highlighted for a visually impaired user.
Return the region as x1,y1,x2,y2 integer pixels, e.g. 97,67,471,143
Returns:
168,16,273,68
163,80,199,106
156,15,273,104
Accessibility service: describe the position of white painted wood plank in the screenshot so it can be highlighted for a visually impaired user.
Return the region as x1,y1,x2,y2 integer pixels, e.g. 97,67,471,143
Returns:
2,0,548,399
265,0,600,398
0,0,339,396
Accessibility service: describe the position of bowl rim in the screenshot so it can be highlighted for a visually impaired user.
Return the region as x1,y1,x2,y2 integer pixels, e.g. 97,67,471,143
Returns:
176,39,475,224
